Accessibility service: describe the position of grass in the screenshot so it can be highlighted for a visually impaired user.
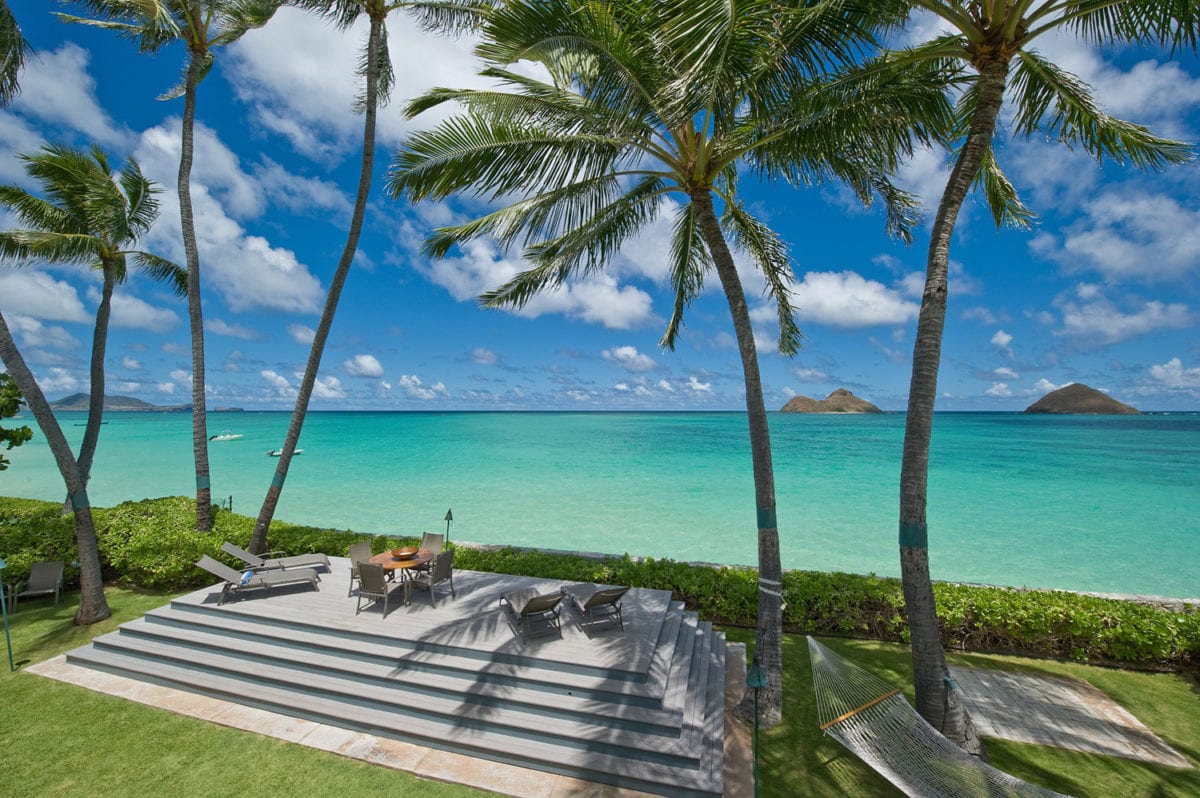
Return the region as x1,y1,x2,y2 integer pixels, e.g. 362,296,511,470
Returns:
1,589,1196,797
722,629,1200,797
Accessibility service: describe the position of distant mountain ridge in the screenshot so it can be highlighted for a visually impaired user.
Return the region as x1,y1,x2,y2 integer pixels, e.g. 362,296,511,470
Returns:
780,388,882,414
50,393,192,412
1024,383,1139,415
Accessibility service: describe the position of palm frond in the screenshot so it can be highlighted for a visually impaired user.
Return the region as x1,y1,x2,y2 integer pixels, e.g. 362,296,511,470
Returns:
1053,0,1200,52
354,20,394,113
55,1,183,53
659,201,707,352
130,251,188,295
0,0,33,106
1010,50,1193,169
211,0,284,47
403,0,497,35
721,199,802,356
973,145,1035,229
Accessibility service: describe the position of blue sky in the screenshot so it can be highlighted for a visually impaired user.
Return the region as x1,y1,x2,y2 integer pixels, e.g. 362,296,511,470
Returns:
2,8,1199,412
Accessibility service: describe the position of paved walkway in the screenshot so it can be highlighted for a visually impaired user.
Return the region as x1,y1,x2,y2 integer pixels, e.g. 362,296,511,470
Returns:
953,667,1192,768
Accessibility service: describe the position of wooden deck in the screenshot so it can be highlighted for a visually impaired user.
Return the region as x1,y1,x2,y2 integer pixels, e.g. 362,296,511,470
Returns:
58,557,730,796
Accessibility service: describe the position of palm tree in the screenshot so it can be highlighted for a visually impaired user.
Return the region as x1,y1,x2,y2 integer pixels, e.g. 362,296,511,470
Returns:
0,0,31,106
59,0,284,533
0,144,185,499
880,1,1196,751
247,0,486,555
388,0,953,727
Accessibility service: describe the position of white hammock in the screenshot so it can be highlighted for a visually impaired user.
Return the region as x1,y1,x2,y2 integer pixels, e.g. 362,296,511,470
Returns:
806,637,1071,798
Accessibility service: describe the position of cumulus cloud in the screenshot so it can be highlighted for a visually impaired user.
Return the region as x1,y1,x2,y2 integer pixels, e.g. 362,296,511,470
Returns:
253,157,353,221
991,329,1014,358
287,324,316,345
994,366,1020,380
1031,379,1065,395
0,271,89,322
601,345,657,373
688,375,712,392
7,315,80,350
260,370,294,398
1149,358,1200,389
398,374,449,400
97,290,179,333
11,44,128,149
311,375,345,399
208,318,261,339
122,356,142,371
793,367,829,383
986,382,1012,398
471,347,499,365
788,271,919,328
657,379,673,392
36,367,82,396
1053,284,1191,346
343,354,384,378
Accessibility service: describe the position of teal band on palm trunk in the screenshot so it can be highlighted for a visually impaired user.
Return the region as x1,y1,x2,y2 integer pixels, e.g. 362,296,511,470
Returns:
756,507,776,530
899,522,928,549
196,476,210,490
69,492,89,509
271,473,286,489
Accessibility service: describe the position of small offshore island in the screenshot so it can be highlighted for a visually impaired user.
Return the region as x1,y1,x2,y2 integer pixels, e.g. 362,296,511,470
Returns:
1024,383,1140,414
48,394,244,412
780,388,882,413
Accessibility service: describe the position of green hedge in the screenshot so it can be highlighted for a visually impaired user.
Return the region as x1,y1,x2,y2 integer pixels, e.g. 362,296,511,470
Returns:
2,495,1196,670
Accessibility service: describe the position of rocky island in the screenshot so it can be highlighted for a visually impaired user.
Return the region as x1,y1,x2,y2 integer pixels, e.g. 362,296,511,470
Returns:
1024,383,1139,415
780,388,881,414
50,393,192,412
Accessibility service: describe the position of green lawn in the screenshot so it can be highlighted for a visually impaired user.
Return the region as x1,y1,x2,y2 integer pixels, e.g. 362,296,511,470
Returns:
1,589,1196,797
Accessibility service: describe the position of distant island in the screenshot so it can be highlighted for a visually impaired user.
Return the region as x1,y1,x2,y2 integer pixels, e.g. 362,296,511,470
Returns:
1024,383,1139,415
51,393,192,412
780,388,881,414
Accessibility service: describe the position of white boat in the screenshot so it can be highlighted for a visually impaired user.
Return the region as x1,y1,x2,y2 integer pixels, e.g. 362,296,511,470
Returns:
210,430,243,441
267,448,303,457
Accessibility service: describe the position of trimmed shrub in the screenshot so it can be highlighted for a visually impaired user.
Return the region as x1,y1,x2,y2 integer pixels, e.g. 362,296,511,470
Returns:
0,496,80,588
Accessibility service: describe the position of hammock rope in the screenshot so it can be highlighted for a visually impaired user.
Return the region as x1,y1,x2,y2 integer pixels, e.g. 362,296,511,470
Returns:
807,637,1071,798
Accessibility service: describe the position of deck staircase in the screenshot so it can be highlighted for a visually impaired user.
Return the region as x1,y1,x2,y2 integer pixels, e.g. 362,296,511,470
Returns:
63,563,728,796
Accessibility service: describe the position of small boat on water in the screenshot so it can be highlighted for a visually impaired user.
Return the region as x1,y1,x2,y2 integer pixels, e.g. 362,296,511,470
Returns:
210,430,243,441
267,448,303,457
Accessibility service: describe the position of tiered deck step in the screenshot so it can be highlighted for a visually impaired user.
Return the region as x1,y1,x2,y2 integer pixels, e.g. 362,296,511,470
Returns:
64,559,726,796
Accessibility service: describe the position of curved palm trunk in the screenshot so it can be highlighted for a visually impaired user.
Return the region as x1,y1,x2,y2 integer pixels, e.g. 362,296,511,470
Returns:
75,265,115,491
0,309,110,624
180,49,212,532
692,190,783,728
249,14,383,554
900,58,1008,754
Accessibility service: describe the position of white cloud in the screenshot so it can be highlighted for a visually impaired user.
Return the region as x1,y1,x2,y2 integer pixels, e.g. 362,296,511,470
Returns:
0,271,89,322
287,324,316,345
657,379,673,392
1149,358,1200,389
601,345,657,373
793,367,829,383
1054,284,1191,346
471,347,498,365
985,382,1012,397
614,382,629,392
963,306,998,325
1031,379,1064,395
398,374,449,400
261,369,295,398
170,369,193,389
688,375,712,393
311,375,345,399
788,271,919,328
104,291,180,333
0,114,45,183
157,382,175,394
994,366,1020,379
344,354,384,378
122,356,142,371
208,318,261,339
36,367,82,396
253,157,353,220
991,329,1014,358
11,44,128,148
7,315,80,350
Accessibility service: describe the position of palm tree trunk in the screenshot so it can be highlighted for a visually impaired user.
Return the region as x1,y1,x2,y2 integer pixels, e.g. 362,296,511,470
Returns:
75,265,114,490
692,190,783,728
900,58,1008,754
180,48,212,532
250,13,383,554
0,309,110,624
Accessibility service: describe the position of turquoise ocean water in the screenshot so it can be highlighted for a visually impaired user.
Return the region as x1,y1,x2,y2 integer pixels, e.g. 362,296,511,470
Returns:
2,411,1198,598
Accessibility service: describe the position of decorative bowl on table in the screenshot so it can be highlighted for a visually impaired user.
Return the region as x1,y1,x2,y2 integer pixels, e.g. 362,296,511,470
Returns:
391,546,419,559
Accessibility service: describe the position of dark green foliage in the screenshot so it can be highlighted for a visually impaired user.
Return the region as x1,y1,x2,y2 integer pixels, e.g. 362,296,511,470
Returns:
1,494,1195,669
0,371,33,470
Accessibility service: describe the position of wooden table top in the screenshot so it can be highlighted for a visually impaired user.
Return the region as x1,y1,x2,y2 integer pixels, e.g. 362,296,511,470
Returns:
369,548,434,572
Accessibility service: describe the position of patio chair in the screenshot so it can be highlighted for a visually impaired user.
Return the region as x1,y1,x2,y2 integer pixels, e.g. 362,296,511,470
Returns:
12,561,65,610
500,587,563,643
196,555,320,606
347,540,373,597
408,549,455,608
221,541,330,572
356,562,404,619
413,531,444,574
561,584,629,638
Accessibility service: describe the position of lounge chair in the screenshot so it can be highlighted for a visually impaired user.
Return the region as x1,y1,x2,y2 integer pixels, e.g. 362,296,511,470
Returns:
347,540,373,597
561,584,629,637
221,541,330,572
196,555,320,606
355,562,403,619
408,549,455,608
500,587,563,643
12,561,65,610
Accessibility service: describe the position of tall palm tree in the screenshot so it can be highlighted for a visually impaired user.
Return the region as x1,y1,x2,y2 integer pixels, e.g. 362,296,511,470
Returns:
0,145,185,500
59,0,284,533
0,0,31,106
388,0,953,727
248,0,486,555
880,1,1196,751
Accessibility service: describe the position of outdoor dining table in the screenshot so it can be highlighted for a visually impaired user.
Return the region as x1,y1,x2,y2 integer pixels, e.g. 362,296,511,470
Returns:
368,548,434,604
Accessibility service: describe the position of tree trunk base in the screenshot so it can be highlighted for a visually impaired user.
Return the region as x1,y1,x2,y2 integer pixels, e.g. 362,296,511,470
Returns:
732,684,782,729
